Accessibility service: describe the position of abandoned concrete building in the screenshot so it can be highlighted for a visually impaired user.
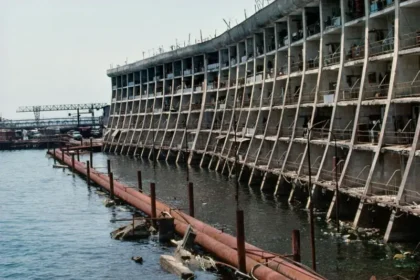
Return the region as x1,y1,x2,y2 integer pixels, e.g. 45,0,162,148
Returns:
104,0,420,242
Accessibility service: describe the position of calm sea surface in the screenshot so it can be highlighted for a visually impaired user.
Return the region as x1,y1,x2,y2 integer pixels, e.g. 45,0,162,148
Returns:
1,150,418,279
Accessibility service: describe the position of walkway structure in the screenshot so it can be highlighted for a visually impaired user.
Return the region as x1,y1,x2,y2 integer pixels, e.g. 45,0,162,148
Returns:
0,117,102,130
17,103,108,126
104,0,420,242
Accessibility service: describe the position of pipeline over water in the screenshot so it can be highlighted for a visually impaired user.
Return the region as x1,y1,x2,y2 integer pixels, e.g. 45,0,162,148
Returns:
48,149,325,280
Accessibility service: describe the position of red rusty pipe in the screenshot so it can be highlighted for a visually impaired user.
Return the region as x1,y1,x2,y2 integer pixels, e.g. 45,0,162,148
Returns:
54,151,323,280
59,151,323,280
49,151,285,280
50,151,323,280
105,176,322,280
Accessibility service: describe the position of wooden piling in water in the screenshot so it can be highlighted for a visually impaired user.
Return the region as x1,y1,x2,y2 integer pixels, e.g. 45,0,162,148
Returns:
137,170,142,192
236,209,246,273
292,229,301,263
71,154,75,172
89,138,93,168
86,160,90,185
150,183,157,226
109,172,115,200
107,159,111,175
76,149,80,161
188,182,194,217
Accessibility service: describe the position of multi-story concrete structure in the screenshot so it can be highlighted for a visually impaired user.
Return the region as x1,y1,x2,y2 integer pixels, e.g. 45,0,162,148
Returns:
104,0,420,242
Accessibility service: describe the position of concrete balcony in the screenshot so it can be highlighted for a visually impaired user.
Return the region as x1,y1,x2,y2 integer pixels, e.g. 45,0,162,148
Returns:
306,58,319,70
181,104,190,111
324,51,340,67
300,89,316,104
243,127,255,137
393,81,420,99
207,63,219,72
284,90,300,105
204,102,216,110
369,37,394,57
356,127,381,145
400,31,420,51
341,174,367,194
272,97,284,106
261,97,271,106
290,61,303,73
317,90,335,104
346,45,365,61
265,127,278,137
332,128,353,141
201,123,212,130
338,87,360,102
363,85,389,100
383,129,415,146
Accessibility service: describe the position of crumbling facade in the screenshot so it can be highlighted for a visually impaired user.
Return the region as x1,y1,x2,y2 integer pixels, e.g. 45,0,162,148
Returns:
104,0,420,242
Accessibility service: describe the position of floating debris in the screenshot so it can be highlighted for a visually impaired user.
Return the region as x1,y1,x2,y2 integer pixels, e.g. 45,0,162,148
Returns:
111,218,151,240
393,253,405,260
160,255,194,279
95,190,106,196
103,198,115,207
131,256,143,264
116,206,130,212
53,164,68,169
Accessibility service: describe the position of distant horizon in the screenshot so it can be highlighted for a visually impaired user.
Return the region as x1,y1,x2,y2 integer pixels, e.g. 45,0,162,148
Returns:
1,0,259,120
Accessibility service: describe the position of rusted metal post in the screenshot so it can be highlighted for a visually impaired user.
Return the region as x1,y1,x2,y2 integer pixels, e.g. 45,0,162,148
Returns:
71,153,75,172
54,148,57,164
188,182,194,217
137,170,142,192
292,229,301,262
150,183,157,227
307,130,317,271
86,160,90,185
107,159,111,175
76,149,80,161
109,172,115,200
89,138,93,168
236,209,246,273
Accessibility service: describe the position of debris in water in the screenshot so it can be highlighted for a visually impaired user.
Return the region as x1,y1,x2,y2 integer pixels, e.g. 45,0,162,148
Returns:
53,164,68,169
131,256,143,264
103,198,115,207
116,206,130,212
393,253,405,260
160,255,194,279
111,218,151,240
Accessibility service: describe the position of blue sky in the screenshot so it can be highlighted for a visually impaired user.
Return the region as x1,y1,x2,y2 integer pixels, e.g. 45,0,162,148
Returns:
0,0,262,119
